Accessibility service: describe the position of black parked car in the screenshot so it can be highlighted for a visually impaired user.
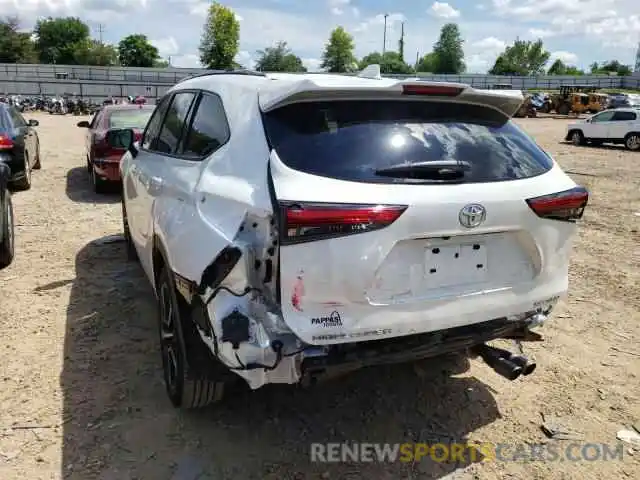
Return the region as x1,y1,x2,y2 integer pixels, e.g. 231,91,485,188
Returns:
0,103,41,191
0,161,14,269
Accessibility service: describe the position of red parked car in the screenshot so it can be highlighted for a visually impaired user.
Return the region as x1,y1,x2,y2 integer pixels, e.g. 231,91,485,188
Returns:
77,104,154,193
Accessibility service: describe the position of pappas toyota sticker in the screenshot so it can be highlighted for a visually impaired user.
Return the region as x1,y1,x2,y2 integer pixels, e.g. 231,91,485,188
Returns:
311,311,342,327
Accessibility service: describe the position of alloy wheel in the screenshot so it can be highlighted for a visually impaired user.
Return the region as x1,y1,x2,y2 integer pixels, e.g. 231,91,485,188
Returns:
159,282,179,396
626,135,640,151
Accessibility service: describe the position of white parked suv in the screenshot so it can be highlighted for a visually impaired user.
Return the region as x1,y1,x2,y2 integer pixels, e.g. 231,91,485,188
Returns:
107,68,589,409
565,108,640,150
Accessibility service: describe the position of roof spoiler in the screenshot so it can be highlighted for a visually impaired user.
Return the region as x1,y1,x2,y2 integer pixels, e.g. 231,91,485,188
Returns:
260,78,524,118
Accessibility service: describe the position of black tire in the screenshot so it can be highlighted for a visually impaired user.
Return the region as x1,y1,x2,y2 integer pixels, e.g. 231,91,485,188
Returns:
90,165,108,194
624,133,640,151
121,197,138,261
156,266,225,409
569,130,585,146
33,142,41,170
12,154,31,191
557,103,570,115
0,187,14,269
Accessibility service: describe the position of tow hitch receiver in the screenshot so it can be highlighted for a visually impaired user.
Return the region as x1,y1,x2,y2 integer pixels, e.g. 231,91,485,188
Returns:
472,342,537,381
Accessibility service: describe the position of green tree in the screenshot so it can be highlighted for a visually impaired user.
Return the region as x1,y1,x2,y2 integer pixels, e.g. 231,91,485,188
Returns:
34,17,90,64
416,52,438,72
489,38,550,75
321,26,357,73
118,34,159,67
432,23,465,74
73,39,118,66
547,59,583,75
359,51,413,74
199,2,240,69
591,60,632,76
255,42,306,72
0,17,37,63
154,59,170,68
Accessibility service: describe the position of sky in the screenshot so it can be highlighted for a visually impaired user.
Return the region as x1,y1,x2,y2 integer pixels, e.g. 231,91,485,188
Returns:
1,0,639,72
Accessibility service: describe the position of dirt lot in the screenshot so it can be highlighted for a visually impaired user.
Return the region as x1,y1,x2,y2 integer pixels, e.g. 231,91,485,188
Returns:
0,113,638,480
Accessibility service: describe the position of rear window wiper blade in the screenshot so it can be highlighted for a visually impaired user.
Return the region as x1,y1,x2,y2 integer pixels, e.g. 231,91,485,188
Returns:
374,160,471,179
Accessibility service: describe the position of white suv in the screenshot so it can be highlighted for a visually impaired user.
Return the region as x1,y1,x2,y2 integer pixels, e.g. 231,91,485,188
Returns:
566,108,640,150
108,69,589,409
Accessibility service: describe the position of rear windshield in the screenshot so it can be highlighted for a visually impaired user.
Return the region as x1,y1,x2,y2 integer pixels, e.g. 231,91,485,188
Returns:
108,108,154,129
262,100,553,184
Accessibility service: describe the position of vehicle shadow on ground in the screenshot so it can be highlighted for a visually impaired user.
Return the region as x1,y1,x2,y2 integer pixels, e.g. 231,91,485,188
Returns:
59,237,502,480
559,141,629,151
65,166,121,204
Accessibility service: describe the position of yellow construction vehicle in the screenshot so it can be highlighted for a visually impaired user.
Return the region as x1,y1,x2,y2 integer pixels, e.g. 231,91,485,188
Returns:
549,86,590,115
587,92,608,113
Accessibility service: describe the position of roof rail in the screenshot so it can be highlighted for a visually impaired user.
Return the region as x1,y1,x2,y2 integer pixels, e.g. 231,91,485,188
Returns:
177,69,267,83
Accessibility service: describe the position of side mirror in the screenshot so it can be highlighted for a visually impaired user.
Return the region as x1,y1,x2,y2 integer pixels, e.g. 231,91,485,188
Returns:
77,120,90,128
28,119,39,127
106,128,137,157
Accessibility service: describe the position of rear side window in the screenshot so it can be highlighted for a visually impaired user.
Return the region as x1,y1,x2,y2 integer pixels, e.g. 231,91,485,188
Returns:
181,93,230,158
153,92,196,154
611,111,636,121
108,108,154,129
262,101,553,184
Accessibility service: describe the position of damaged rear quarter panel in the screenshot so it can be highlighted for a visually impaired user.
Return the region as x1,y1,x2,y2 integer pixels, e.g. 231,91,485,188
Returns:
154,85,274,284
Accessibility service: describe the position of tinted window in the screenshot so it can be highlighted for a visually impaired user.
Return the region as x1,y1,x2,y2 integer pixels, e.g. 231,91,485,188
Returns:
263,101,553,184
611,111,636,121
181,93,230,158
153,92,196,154
8,107,26,127
592,111,615,122
108,108,154,129
142,96,171,150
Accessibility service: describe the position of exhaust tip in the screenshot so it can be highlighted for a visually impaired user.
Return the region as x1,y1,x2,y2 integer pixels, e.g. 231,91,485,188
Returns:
509,355,537,376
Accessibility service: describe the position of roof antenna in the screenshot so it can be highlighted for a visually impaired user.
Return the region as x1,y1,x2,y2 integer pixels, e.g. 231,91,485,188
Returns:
358,64,382,80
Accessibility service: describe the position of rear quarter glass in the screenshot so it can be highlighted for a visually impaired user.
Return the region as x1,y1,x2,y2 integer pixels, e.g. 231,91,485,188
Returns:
263,100,553,184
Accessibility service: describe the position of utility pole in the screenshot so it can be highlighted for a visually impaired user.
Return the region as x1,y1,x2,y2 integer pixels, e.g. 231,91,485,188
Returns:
382,13,389,56
97,24,105,43
415,51,419,70
399,21,405,61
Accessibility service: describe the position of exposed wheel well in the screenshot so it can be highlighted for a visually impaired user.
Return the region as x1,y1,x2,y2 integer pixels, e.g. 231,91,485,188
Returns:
624,132,640,139
152,236,166,291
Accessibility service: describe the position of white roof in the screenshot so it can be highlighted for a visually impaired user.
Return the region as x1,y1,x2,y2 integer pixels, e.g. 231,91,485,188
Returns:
171,70,525,118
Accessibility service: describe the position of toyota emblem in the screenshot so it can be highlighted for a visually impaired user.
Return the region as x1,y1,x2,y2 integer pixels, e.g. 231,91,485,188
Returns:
459,204,486,228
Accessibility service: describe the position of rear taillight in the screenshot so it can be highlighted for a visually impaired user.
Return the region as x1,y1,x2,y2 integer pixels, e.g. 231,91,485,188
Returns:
526,186,589,222
0,135,13,150
279,202,407,244
402,84,464,96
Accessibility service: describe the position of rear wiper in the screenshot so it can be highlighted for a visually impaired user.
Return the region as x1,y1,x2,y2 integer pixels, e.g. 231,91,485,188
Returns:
375,160,471,179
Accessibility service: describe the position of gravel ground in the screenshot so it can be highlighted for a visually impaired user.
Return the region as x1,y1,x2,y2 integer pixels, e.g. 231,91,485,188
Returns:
0,113,638,480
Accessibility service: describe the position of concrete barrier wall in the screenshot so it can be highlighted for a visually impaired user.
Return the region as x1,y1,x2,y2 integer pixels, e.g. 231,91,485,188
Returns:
0,63,638,101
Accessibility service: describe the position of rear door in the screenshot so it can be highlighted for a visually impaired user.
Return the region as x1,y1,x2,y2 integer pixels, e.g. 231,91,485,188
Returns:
263,99,578,343
126,91,196,276
607,110,637,139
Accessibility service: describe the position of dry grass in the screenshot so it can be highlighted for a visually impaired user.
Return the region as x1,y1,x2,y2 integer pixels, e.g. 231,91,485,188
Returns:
0,113,638,479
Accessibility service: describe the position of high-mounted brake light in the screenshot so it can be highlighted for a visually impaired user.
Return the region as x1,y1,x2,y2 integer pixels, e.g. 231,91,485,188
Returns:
280,202,407,244
402,84,464,96
526,186,589,222
0,135,14,150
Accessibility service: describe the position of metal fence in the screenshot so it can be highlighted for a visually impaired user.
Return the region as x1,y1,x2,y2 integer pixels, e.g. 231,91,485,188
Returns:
0,79,172,102
0,63,638,101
